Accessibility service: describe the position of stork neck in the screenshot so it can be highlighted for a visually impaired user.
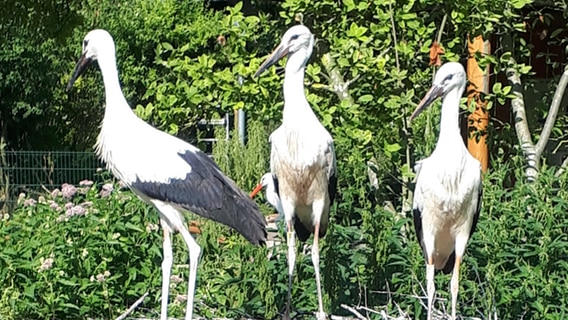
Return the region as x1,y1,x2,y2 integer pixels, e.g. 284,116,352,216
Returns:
98,54,130,115
437,87,462,140
282,54,315,123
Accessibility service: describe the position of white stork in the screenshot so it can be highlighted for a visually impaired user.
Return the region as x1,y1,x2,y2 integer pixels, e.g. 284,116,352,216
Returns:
254,25,337,320
250,172,284,221
66,29,266,320
410,62,482,320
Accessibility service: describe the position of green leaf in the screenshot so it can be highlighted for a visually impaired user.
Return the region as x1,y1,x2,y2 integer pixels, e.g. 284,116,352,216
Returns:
358,94,374,103
161,42,173,51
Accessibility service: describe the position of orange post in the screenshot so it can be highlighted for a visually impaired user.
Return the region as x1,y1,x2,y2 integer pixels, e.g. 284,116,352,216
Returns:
466,35,490,173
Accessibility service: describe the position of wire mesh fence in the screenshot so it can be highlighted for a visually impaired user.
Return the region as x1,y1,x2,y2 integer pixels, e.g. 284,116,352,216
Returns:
0,114,237,212
4,151,103,189
0,151,104,211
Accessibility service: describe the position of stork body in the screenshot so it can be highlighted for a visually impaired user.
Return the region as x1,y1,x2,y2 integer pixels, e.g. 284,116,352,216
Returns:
410,62,482,320
254,25,337,320
67,29,266,320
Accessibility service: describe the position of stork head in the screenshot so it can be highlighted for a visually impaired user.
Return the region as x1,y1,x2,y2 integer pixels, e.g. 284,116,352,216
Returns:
67,29,116,91
409,62,466,121
249,173,273,198
254,24,315,77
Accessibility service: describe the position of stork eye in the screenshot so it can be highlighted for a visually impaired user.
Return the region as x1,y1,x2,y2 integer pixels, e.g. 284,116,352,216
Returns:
83,40,89,48
290,34,300,41
444,74,454,82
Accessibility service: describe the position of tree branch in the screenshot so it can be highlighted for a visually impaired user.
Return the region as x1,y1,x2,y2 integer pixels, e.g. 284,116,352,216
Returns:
320,53,356,104
503,35,539,181
555,155,568,177
536,66,568,157
340,304,367,320
114,292,149,320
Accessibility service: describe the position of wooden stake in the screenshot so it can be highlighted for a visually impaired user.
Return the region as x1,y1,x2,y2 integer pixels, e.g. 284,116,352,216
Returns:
466,35,490,173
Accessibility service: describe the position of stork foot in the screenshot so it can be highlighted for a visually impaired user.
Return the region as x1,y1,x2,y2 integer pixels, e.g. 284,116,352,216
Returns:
315,311,327,320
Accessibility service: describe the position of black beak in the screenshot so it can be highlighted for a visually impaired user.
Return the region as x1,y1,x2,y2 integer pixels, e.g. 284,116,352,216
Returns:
254,43,289,78
66,53,94,91
409,84,445,121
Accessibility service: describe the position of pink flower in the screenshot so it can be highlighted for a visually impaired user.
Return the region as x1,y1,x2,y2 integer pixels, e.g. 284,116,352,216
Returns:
79,180,94,186
170,275,183,284
49,201,60,210
51,189,61,198
100,183,114,197
65,205,86,218
23,198,37,207
72,205,86,216
61,183,77,199
38,257,54,272
174,294,187,304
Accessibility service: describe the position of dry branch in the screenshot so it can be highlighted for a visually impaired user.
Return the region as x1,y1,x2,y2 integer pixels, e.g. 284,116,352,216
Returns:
320,53,357,104
340,304,367,320
536,66,568,157
114,292,149,320
503,35,539,181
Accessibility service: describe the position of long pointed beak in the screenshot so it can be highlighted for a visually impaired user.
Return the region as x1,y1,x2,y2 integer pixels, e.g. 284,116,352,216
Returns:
67,53,93,91
254,43,289,78
409,84,445,121
250,183,264,198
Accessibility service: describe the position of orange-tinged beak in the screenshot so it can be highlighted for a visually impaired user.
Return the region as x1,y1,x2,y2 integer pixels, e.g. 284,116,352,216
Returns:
250,183,264,198
254,43,289,78
409,84,444,121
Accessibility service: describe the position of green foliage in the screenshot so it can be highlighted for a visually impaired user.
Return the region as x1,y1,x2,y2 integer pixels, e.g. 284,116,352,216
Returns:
7,0,568,319
0,182,163,318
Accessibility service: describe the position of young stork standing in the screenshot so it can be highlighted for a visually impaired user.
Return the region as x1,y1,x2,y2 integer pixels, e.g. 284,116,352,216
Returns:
409,62,482,320
254,25,337,320
66,29,266,320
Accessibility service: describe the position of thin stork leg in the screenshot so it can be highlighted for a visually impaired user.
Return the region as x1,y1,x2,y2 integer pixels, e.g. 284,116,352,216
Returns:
450,255,462,320
285,219,296,320
178,225,202,320
312,223,325,320
159,220,173,320
426,258,435,320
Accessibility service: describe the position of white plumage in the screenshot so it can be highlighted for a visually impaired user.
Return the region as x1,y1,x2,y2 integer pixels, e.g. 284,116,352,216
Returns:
254,25,337,320
250,172,284,219
67,29,266,320
410,62,482,320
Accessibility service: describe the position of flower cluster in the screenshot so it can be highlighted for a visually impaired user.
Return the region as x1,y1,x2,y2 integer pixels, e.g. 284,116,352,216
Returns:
146,223,160,233
23,198,37,207
174,294,187,305
90,270,111,283
61,183,77,199
100,183,114,197
79,180,94,187
38,257,54,272
170,274,183,288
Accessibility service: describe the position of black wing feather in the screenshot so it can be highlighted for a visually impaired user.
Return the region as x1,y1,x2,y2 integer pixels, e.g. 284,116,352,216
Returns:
328,172,337,206
413,207,424,254
272,174,279,197
470,182,482,237
133,150,267,246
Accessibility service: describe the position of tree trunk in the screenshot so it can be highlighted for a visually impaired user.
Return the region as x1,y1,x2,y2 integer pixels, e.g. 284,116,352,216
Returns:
466,35,490,173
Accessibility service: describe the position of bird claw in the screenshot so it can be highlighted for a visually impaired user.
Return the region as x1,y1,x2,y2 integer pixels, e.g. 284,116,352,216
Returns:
315,311,327,320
